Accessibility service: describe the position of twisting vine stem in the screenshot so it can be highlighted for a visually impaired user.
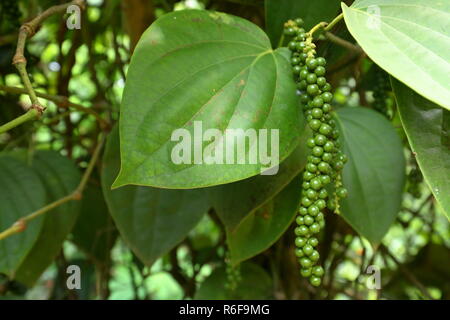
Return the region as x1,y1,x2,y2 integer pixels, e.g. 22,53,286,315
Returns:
0,85,109,129
0,0,86,134
308,13,344,37
0,133,105,241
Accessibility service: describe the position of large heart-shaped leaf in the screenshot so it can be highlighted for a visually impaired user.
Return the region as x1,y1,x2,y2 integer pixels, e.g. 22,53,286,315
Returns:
102,127,210,266
194,262,273,299
265,0,341,47
14,151,81,287
209,127,310,230
114,10,302,189
342,0,450,110
392,79,450,219
227,175,301,265
336,107,405,243
0,157,46,276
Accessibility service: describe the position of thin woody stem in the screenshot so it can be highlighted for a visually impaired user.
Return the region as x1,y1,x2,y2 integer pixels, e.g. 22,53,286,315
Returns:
0,85,109,129
0,0,86,134
0,133,105,241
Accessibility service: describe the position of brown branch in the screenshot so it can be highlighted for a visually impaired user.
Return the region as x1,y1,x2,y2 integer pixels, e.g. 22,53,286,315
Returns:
3,0,86,133
325,32,363,54
0,85,109,129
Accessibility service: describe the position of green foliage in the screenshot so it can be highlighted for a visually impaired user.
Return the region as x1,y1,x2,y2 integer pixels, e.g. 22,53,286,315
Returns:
336,107,406,243
265,0,341,47
72,183,117,265
227,175,301,265
114,10,302,189
194,262,273,299
209,134,309,230
0,157,46,276
342,0,450,110
14,151,81,287
0,0,448,301
102,126,210,266
392,79,450,219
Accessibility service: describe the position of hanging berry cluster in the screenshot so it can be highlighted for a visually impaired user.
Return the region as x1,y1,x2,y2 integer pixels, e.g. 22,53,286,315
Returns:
284,18,348,287
372,66,391,118
224,251,241,292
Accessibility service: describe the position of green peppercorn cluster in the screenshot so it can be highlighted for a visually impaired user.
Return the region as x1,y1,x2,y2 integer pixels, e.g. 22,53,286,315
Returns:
372,67,391,117
284,18,348,287
407,167,423,199
224,253,241,292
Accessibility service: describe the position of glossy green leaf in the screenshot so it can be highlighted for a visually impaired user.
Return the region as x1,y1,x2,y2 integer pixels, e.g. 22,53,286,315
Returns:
14,151,81,287
209,127,309,230
265,0,341,47
194,262,272,299
0,157,46,276
392,79,450,219
336,107,405,243
114,10,302,189
342,0,450,110
228,175,300,265
102,127,210,266
72,183,118,265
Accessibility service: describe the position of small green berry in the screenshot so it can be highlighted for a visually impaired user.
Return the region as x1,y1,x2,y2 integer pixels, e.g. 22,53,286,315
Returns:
296,216,305,225
308,205,319,216
310,276,321,287
308,237,319,247
310,178,322,190
300,257,313,268
295,235,308,245
309,119,322,131
300,268,312,277
315,66,326,76
310,223,321,234
304,215,314,226
307,84,319,96
314,134,327,146
312,146,324,157
303,244,314,256
312,266,324,277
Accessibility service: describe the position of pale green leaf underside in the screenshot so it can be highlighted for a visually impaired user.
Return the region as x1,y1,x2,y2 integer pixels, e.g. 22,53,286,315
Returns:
392,79,450,219
114,10,301,189
342,0,450,110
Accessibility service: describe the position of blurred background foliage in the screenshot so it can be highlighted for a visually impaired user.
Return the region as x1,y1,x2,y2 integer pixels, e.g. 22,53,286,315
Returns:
0,0,448,300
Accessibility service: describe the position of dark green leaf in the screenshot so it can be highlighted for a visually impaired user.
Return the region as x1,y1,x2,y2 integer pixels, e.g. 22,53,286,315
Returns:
342,0,450,110
210,127,309,230
14,151,81,287
114,10,302,189
392,79,450,218
194,262,272,299
72,183,118,265
228,175,300,265
0,157,46,276
265,0,341,47
102,126,210,266
336,107,406,243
